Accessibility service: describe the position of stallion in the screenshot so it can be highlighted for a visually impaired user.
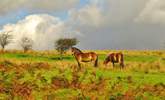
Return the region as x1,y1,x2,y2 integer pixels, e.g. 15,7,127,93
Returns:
103,52,124,68
71,47,98,68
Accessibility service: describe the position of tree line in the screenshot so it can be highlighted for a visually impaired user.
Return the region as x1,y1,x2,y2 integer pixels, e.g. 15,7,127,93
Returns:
0,31,78,59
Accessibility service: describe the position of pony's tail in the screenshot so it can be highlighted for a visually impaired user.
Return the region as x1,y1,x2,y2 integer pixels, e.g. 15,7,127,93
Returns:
120,54,124,68
95,55,98,67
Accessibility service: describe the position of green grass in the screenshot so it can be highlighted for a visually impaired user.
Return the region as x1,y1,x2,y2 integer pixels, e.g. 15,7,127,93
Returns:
0,53,73,62
0,52,161,63
125,55,159,62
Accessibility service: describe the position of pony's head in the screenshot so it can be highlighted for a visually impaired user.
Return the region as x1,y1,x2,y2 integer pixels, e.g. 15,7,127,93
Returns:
103,56,110,65
71,47,82,55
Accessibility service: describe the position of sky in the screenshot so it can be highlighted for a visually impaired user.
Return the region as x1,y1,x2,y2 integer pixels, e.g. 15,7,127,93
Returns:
0,0,165,50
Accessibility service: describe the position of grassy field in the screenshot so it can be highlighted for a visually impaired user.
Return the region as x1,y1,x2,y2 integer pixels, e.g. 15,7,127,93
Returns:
0,50,165,100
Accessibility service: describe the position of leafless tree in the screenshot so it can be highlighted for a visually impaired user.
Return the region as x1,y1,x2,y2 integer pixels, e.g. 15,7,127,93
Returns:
0,31,13,51
20,37,33,52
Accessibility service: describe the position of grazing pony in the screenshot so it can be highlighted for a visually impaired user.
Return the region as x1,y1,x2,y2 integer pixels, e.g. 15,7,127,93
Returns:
103,52,124,68
71,47,98,68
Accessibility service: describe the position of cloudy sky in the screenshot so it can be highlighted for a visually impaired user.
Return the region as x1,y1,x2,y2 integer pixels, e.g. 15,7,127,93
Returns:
0,0,165,50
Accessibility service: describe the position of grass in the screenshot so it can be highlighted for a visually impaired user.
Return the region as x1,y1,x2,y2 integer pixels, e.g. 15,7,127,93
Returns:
0,50,165,100
0,51,161,63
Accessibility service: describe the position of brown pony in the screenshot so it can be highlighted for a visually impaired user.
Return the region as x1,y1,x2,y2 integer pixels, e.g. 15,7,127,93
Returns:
71,47,98,68
103,52,124,68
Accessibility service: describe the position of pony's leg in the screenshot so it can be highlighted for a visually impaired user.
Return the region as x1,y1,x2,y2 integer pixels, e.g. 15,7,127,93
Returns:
77,61,81,69
75,56,81,69
75,61,81,71
77,60,81,69
91,54,98,67
120,54,124,69
120,62,124,69
94,56,98,67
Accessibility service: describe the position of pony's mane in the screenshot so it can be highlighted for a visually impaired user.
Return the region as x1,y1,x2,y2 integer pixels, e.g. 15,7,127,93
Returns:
72,47,82,53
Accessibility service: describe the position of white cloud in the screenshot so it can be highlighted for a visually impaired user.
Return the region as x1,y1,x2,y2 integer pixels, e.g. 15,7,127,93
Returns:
0,0,79,14
135,0,165,24
69,4,104,27
0,14,79,50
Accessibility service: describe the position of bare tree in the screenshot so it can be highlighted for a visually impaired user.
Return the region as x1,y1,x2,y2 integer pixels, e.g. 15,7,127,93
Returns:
20,37,33,52
0,31,13,51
